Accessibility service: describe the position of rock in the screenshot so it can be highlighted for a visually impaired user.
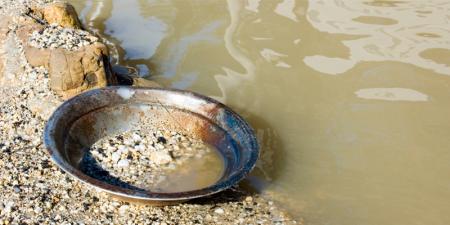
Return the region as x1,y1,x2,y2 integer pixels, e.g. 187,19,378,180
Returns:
0,1,155,107
117,159,129,168
113,65,162,88
214,208,225,214
111,152,120,162
3,201,14,214
34,206,43,213
14,17,48,69
24,46,50,67
13,186,20,193
117,145,127,153
16,25,116,99
15,17,45,42
149,151,172,165
118,205,129,215
132,77,162,88
11,3,117,99
131,133,142,142
46,43,115,99
41,2,82,29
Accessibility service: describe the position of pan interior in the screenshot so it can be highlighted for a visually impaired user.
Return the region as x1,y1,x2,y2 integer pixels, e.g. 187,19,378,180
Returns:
64,103,238,193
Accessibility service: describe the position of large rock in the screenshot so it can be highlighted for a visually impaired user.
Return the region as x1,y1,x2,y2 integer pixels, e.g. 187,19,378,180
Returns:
47,43,115,98
20,41,117,99
2,1,157,100
41,2,82,28
14,2,117,99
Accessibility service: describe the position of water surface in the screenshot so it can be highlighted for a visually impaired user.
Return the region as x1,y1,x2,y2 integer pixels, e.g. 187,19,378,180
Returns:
71,1,450,224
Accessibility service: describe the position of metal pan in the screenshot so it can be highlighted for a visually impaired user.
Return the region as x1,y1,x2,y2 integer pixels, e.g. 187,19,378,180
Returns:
43,86,259,205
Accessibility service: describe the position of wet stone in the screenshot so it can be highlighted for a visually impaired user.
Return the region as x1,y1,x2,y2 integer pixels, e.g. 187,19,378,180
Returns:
81,129,212,191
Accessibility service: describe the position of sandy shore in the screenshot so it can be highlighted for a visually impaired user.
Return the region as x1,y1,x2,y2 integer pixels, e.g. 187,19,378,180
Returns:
0,0,296,224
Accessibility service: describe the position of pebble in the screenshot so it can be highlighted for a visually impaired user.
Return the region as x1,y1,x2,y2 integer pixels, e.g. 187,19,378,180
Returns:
3,201,14,213
150,151,172,165
111,152,120,162
34,206,42,213
12,186,20,193
214,208,225,214
118,205,129,215
117,159,129,168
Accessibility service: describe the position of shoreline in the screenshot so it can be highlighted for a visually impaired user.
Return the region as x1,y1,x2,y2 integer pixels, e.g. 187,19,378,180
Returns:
0,0,296,224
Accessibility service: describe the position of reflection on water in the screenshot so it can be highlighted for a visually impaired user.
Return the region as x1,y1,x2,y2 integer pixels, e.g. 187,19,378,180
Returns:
104,0,167,60
305,0,450,76
71,0,450,224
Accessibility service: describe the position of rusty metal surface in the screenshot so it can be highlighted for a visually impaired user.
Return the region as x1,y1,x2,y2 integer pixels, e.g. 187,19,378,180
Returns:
43,86,259,204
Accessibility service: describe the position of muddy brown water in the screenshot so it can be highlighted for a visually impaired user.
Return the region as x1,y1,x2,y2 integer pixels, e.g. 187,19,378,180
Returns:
70,0,450,224
156,146,225,193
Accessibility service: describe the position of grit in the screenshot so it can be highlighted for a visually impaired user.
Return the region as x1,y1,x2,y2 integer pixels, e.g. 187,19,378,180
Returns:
29,24,99,51
83,128,220,192
0,0,297,224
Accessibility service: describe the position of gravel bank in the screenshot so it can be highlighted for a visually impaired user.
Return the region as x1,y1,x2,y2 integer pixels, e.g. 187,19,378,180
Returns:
0,0,296,224
29,24,99,51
